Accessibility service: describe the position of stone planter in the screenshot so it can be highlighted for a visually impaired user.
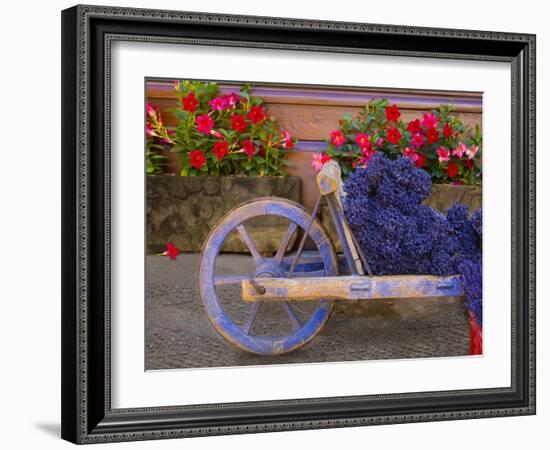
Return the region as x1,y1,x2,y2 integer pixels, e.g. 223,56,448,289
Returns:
147,175,301,254
423,183,481,214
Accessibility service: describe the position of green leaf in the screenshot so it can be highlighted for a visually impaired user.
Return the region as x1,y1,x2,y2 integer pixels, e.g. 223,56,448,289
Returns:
170,145,184,153
281,159,293,167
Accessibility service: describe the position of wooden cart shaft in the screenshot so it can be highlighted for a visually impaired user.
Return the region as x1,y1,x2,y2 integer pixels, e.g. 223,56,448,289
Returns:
242,274,464,302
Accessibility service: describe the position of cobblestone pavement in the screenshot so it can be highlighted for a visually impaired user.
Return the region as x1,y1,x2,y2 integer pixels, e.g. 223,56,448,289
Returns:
146,254,470,370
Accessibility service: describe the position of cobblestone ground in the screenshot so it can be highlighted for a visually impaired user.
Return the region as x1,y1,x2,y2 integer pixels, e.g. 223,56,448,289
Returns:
146,254,470,370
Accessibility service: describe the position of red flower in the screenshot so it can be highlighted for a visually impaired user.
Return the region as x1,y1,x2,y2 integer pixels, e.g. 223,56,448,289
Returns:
330,130,346,147
425,127,440,144
189,149,206,169
164,243,180,260
469,311,482,355
415,153,426,168
447,163,459,178
355,133,371,149
464,159,474,170
212,141,229,160
386,127,401,145
231,114,247,132
443,122,453,138
406,119,421,134
247,105,266,124
181,92,199,112
241,139,256,158
196,114,214,134
385,104,401,122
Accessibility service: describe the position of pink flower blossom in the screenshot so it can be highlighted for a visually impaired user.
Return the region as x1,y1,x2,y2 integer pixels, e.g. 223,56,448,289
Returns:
282,130,293,149
311,153,332,172
402,147,419,163
421,113,438,129
411,133,424,148
452,142,468,158
146,123,155,137
210,129,224,139
196,114,215,134
361,146,373,156
330,130,346,147
375,138,384,147
437,146,450,163
466,144,479,160
209,96,229,111
146,102,158,119
225,93,240,109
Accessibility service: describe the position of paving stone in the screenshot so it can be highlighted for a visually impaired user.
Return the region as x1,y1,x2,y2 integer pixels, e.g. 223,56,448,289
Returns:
146,254,470,370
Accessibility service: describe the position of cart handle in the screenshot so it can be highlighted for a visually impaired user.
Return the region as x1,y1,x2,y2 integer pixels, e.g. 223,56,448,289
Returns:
316,160,343,196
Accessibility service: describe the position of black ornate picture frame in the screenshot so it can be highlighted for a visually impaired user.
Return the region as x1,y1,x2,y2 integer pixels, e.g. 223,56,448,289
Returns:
61,4,536,444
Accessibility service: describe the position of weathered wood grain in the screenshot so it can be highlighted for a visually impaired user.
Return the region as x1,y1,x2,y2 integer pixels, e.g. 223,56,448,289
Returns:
148,96,482,142
266,104,481,141
148,81,482,111
242,275,464,302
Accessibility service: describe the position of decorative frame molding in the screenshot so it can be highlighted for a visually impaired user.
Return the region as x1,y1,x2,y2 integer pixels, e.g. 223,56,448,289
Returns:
61,4,536,444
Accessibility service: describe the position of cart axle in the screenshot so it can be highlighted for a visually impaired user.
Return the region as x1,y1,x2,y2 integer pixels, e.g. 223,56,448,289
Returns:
242,275,464,302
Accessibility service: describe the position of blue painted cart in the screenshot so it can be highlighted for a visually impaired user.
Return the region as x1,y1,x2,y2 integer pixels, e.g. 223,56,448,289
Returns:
199,161,464,355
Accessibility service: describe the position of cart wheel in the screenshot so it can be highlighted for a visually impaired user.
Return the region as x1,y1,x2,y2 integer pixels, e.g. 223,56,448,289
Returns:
199,197,339,355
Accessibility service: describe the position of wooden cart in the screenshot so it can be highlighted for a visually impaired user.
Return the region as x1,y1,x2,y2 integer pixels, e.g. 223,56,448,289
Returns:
199,161,464,355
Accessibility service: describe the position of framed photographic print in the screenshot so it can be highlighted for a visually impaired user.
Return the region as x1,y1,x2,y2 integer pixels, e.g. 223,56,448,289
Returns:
61,4,536,444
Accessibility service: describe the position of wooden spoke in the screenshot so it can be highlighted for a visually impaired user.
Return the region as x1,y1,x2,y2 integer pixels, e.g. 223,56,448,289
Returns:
236,224,263,264
214,274,248,286
242,301,264,335
274,222,298,265
281,302,303,331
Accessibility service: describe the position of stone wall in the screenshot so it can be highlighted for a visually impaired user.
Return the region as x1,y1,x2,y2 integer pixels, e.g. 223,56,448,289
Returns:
147,175,301,254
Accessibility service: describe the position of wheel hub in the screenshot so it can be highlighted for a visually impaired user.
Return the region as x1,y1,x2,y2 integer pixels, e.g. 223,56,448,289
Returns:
254,258,284,279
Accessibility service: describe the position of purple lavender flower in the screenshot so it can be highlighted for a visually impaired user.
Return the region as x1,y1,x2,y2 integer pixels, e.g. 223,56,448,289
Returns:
343,153,483,325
